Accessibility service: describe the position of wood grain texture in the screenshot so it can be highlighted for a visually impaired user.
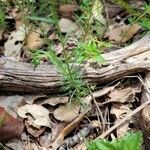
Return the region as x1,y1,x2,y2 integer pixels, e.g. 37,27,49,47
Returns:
0,34,150,93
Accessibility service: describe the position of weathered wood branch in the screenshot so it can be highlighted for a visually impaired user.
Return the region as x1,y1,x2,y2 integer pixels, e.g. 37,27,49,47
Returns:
0,34,150,93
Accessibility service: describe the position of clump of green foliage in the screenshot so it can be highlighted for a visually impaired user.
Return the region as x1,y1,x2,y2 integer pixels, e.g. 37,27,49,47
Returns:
74,40,110,63
87,131,143,150
32,46,88,104
31,40,106,104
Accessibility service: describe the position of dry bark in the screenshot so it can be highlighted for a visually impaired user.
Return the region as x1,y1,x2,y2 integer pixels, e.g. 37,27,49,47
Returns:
0,34,150,93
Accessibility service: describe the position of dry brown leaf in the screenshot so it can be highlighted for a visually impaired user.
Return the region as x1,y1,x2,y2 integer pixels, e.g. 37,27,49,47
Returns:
41,96,68,106
26,30,44,50
82,86,115,105
52,113,85,150
53,104,80,122
23,95,47,105
108,24,141,43
107,85,141,103
4,25,27,60
25,122,46,137
108,87,133,103
59,4,78,18
51,122,66,142
111,104,131,138
141,105,150,141
0,95,24,118
38,131,52,148
59,4,78,13
59,18,78,33
111,104,131,119
17,104,51,128
115,118,129,138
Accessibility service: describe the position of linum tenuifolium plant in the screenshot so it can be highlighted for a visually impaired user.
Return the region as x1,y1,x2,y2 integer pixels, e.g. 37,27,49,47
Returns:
32,40,107,104
87,131,143,150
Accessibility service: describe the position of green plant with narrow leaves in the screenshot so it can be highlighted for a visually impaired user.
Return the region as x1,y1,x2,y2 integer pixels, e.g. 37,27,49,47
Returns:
73,39,110,63
31,39,106,104
31,46,89,104
87,131,143,150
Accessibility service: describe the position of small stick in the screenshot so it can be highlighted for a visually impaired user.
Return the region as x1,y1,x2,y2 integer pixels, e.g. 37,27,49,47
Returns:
86,83,105,131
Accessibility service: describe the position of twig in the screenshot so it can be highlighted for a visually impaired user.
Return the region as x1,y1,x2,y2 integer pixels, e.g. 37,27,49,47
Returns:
86,83,105,132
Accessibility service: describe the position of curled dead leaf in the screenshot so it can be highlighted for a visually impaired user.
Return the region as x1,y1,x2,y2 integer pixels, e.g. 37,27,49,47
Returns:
17,104,51,128
108,87,134,103
107,85,141,103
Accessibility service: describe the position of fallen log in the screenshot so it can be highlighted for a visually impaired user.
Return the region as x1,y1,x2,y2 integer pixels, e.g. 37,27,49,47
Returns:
0,34,150,93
